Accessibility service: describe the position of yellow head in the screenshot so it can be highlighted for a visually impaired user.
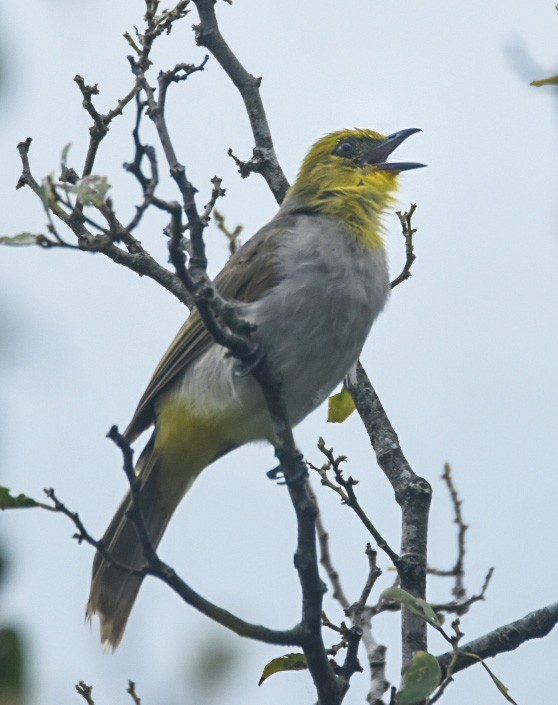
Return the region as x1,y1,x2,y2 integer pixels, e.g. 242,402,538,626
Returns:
284,128,424,248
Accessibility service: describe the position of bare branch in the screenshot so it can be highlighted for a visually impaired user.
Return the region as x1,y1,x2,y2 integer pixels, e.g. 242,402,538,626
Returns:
427,463,468,600
158,56,209,94
40,474,302,648
39,488,146,580
106,426,155,565
15,137,194,306
355,546,383,615
16,138,41,193
312,439,400,566
75,682,95,705
128,52,208,269
313,480,391,705
427,619,465,704
431,567,494,617
315,506,351,611
437,602,558,675
390,204,418,289
346,362,432,671
192,0,289,203
74,74,140,178
200,176,226,225
126,681,142,705
344,549,390,705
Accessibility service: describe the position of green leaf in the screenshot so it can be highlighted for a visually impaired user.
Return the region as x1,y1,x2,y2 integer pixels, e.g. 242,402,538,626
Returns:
396,651,442,705
258,653,307,686
0,628,24,696
67,175,110,207
382,587,442,628
327,386,356,423
39,175,57,211
464,653,518,704
0,233,39,246
531,75,558,87
60,142,72,169
0,487,38,510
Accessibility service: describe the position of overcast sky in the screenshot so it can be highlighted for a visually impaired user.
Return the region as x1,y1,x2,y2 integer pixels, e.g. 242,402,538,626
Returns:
1,1,557,704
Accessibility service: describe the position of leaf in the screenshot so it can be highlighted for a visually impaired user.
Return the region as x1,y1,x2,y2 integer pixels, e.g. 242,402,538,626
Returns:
123,32,142,56
327,386,356,423
0,233,39,246
464,652,518,704
0,628,24,694
67,175,110,207
396,651,442,705
0,487,38,510
39,174,57,210
382,587,442,628
60,142,72,169
531,75,558,87
258,653,307,686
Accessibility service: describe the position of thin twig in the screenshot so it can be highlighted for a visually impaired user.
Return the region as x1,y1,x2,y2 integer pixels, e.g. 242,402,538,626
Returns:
74,74,141,178
40,488,145,579
213,208,243,255
106,426,155,564
126,681,142,705
75,682,95,705
41,479,302,647
431,567,494,616
192,0,289,203
427,620,464,704
427,463,468,600
315,510,350,610
345,548,389,703
201,176,226,225
390,204,417,289
15,137,194,306
313,479,391,704
310,439,400,567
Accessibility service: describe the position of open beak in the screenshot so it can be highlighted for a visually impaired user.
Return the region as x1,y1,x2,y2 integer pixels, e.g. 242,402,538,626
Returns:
364,128,426,172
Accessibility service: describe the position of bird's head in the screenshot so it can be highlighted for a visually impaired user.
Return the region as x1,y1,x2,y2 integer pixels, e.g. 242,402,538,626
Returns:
283,128,424,246
294,127,424,196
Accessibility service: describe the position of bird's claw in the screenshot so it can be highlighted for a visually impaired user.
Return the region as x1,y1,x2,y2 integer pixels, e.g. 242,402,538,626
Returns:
234,344,264,377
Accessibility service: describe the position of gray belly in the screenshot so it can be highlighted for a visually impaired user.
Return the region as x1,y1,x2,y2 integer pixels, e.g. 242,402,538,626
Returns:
247,220,389,425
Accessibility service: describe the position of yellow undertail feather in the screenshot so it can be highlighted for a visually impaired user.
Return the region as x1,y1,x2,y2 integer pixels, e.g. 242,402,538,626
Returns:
86,400,229,649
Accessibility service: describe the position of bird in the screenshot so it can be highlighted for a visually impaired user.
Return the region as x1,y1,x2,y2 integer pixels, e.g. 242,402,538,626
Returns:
86,127,424,648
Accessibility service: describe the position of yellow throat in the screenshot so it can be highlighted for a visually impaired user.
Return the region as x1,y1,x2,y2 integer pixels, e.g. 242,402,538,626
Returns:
283,128,423,250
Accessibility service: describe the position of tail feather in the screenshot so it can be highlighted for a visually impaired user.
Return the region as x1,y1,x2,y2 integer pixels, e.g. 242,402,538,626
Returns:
87,403,237,649
86,436,196,649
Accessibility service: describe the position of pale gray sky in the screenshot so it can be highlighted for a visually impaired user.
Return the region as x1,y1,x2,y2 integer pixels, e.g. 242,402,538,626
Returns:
1,1,557,704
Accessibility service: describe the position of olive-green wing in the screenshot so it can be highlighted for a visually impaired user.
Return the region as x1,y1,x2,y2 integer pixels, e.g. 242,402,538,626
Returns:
124,221,285,441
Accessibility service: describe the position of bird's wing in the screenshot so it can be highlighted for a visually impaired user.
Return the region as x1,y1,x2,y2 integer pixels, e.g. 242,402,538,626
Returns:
124,220,286,441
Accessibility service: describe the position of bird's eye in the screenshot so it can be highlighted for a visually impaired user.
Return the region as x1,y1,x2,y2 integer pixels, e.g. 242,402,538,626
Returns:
336,141,355,157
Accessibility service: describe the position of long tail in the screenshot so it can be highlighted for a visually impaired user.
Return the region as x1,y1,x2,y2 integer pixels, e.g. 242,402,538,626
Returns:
85,436,199,649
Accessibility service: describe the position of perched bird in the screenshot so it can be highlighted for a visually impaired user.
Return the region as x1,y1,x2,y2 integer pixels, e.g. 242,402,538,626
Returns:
87,127,424,648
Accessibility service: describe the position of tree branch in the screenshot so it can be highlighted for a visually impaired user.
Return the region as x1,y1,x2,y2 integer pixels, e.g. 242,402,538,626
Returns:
437,602,558,675
346,362,432,671
310,440,400,567
42,471,302,648
192,0,289,203
390,204,418,289
74,74,140,178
